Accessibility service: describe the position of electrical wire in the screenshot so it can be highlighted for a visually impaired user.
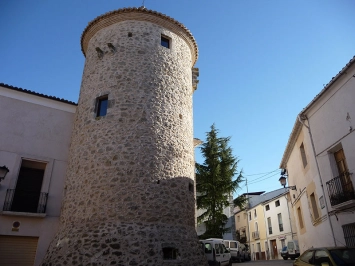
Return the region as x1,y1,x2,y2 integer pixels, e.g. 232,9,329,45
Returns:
244,169,279,177
246,170,280,182
247,172,280,185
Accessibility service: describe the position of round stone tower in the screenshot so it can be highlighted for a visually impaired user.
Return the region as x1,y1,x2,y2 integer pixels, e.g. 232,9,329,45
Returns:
42,7,206,266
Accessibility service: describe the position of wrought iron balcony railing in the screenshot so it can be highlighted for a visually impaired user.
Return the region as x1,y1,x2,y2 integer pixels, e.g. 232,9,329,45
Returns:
326,172,355,207
3,189,48,213
252,231,260,239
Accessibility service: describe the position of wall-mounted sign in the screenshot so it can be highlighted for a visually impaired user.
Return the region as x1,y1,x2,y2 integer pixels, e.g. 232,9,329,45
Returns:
319,196,325,209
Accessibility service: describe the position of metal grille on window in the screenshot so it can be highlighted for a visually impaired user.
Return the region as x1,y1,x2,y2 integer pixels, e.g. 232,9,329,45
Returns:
342,222,355,247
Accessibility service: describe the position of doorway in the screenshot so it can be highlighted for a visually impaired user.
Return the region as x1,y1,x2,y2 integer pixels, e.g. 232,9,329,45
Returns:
11,160,46,213
270,239,278,259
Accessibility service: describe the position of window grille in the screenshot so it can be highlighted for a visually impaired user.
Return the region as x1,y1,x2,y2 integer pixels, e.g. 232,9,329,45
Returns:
342,223,355,247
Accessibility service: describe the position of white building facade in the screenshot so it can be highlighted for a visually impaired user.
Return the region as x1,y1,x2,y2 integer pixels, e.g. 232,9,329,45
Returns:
235,189,296,260
262,191,297,260
280,56,355,252
0,83,76,265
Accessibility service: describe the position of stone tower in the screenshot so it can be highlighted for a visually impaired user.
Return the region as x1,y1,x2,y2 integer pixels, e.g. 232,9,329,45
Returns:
42,7,206,266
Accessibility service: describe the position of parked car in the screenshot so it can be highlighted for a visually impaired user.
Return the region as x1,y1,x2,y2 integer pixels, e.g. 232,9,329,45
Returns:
200,239,232,266
287,240,300,260
223,240,243,262
281,246,289,260
293,247,355,266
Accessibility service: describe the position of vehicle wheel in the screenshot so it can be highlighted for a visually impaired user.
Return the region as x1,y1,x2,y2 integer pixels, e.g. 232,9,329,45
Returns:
229,259,233,266
283,257,288,260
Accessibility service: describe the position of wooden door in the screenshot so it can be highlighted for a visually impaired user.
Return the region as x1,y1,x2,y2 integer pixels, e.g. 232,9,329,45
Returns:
270,240,278,259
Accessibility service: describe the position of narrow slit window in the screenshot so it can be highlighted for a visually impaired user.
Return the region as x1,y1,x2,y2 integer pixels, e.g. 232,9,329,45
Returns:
161,35,170,48
189,182,194,192
300,143,308,168
96,96,108,117
297,207,304,229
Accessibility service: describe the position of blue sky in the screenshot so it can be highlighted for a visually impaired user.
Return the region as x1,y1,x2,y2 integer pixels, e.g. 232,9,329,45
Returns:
1,0,354,198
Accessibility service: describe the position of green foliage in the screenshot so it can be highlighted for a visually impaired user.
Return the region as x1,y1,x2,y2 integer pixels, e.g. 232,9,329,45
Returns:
196,124,243,239
233,195,248,210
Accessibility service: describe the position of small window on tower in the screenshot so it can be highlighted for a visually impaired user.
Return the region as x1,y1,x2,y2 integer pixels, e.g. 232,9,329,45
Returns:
189,182,194,192
162,247,179,260
96,95,108,117
161,35,170,48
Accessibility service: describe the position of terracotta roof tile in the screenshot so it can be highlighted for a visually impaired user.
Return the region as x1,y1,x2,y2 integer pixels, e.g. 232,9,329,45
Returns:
0,83,77,105
301,55,355,114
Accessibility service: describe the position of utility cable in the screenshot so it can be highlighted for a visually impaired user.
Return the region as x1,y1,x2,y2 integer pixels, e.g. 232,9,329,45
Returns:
246,170,280,182
247,172,279,185
244,169,279,177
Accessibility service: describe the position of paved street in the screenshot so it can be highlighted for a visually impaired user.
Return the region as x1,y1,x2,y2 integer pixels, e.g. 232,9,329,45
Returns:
232,259,294,266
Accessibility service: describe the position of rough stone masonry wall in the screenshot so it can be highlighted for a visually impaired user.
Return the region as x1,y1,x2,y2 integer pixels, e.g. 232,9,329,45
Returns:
42,19,207,266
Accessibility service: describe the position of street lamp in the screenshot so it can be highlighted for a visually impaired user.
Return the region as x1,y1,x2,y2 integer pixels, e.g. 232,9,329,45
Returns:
279,174,296,190
0,165,10,182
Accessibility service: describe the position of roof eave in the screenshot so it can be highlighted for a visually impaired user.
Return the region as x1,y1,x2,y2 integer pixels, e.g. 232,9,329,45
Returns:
280,55,355,169
80,7,199,66
279,117,302,169
0,83,77,106
300,56,355,115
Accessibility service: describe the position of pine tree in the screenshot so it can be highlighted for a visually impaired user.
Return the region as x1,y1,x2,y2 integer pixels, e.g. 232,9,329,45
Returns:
233,195,248,211
196,124,243,238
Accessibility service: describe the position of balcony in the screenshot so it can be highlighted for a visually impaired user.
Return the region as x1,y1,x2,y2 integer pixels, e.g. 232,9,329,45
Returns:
252,231,260,239
237,233,247,243
3,189,48,214
326,172,355,208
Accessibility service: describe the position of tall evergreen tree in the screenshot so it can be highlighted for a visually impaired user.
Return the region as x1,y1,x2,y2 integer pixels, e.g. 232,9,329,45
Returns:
196,124,243,238
233,195,248,211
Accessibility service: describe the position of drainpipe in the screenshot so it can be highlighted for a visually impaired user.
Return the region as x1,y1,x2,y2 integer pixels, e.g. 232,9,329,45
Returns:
262,202,269,260
285,190,294,240
298,114,337,246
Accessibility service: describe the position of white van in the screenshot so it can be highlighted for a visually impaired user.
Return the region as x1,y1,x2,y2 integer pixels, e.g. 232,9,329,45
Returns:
200,239,231,266
223,240,243,262
287,240,300,260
